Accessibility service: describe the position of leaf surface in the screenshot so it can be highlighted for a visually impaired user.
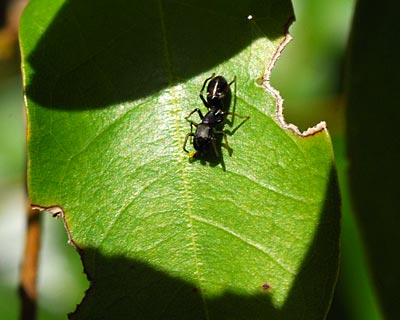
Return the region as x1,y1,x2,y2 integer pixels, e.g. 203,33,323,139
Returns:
21,0,340,318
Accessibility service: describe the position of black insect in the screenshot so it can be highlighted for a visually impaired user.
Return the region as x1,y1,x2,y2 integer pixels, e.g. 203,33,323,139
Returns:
183,74,249,159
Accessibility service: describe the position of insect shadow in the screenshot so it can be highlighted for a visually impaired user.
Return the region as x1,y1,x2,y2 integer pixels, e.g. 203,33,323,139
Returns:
183,74,249,170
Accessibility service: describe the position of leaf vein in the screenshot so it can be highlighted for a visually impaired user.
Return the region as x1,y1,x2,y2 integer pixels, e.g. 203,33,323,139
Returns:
191,214,295,275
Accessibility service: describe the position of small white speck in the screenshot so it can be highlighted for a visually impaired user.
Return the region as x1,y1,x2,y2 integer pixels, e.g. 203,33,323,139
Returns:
247,15,253,20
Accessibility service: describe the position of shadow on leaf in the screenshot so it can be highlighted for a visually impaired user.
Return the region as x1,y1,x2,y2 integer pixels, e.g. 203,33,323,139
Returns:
68,167,340,319
25,0,293,110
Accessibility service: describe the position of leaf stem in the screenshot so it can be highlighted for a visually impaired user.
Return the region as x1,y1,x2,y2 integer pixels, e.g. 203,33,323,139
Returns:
19,203,42,320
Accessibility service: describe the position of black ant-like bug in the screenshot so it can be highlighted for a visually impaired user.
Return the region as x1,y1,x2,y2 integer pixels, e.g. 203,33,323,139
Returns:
183,73,249,158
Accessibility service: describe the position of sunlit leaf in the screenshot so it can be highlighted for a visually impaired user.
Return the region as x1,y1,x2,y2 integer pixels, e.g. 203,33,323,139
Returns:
21,0,340,318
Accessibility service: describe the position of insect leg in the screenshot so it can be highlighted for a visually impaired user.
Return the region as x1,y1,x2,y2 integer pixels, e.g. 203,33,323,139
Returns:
226,75,237,125
224,111,249,119
228,75,236,87
199,73,215,108
215,129,233,156
211,138,220,157
183,133,195,153
185,108,204,121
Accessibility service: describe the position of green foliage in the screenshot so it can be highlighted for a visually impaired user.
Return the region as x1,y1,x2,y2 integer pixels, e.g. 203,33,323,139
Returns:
345,0,400,318
20,0,340,318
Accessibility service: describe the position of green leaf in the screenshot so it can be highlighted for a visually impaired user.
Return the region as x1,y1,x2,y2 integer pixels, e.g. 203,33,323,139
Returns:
345,0,400,318
332,137,383,320
21,0,340,318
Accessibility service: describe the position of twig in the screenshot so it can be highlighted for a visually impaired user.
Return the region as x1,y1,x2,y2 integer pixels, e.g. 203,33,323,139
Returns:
19,203,42,320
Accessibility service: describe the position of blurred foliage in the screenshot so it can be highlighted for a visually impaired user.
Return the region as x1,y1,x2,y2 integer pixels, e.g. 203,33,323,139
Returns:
1,1,87,320
0,71,24,179
0,53,87,320
272,0,354,133
344,0,400,317
0,0,28,60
